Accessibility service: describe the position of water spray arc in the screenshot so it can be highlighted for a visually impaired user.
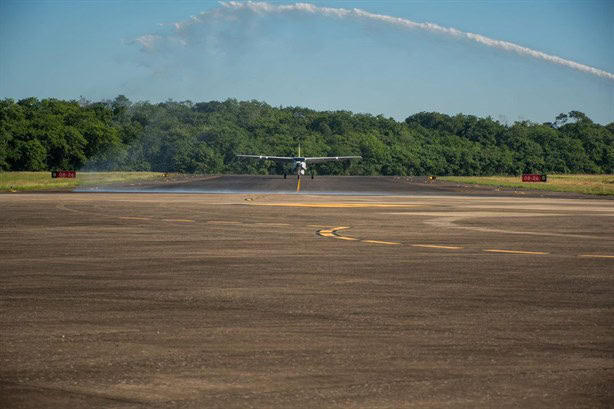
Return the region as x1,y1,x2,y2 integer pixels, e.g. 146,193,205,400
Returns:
207,1,613,81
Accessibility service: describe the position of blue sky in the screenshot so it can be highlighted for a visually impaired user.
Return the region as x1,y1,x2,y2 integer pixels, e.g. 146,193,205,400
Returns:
1,0,612,124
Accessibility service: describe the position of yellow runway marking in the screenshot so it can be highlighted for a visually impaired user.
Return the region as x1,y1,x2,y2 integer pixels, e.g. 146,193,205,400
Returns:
250,203,416,208
363,240,401,245
119,217,152,221
336,236,359,241
484,249,549,255
318,227,357,241
163,219,195,222
318,227,349,237
412,244,463,250
208,220,242,224
578,255,614,259
296,178,301,193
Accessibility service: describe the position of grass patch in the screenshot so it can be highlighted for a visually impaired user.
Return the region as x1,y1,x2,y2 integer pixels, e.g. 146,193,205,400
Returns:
0,172,168,191
440,174,614,196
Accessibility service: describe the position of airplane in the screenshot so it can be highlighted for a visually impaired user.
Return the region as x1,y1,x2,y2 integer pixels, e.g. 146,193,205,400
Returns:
237,145,362,179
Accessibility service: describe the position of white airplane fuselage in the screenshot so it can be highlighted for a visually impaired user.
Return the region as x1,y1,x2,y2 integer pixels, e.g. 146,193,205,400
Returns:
292,159,307,176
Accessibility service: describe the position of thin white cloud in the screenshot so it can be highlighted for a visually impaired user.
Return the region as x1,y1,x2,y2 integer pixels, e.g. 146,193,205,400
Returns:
135,34,161,50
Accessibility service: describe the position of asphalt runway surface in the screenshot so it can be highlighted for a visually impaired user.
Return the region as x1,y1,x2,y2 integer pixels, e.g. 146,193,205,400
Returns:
2,176,613,408
75,174,610,198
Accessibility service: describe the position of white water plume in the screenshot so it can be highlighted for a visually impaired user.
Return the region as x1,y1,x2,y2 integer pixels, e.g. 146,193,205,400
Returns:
137,1,613,81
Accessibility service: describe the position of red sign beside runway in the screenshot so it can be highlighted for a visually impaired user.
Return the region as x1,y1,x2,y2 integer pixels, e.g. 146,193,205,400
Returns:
522,174,547,182
51,171,76,179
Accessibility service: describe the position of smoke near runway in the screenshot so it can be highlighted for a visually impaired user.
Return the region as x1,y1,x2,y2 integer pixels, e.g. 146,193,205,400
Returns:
136,1,614,81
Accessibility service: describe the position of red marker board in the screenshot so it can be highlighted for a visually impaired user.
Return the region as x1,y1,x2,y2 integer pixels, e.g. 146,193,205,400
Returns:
522,174,547,182
51,171,76,179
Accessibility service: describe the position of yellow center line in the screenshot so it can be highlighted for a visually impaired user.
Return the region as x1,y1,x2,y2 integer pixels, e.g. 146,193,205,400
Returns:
335,236,359,241
484,249,549,255
296,178,301,193
363,240,401,245
119,216,152,221
578,254,614,259
163,219,195,222
412,244,463,250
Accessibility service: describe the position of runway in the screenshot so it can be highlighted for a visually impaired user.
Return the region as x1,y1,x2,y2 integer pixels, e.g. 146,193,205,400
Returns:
78,175,448,195
75,174,601,198
1,176,613,408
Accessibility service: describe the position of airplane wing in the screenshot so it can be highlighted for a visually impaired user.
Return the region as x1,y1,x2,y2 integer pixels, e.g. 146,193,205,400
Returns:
236,155,295,162
305,156,362,163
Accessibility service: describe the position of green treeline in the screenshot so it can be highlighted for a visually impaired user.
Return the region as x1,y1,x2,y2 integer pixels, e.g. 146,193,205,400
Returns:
1,96,613,175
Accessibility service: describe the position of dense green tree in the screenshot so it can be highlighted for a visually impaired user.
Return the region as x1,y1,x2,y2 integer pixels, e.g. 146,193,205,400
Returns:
16,139,47,170
1,97,611,176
